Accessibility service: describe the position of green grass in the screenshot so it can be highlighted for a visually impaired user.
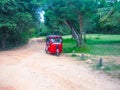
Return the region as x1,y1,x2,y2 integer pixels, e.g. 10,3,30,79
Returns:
63,34,120,56
93,62,120,71
103,63,120,71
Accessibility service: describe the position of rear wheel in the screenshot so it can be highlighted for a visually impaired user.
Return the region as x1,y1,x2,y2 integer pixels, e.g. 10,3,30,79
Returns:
45,50,48,54
45,47,49,54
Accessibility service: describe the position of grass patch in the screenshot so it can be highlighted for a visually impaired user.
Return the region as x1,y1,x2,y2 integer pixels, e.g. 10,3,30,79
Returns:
63,38,90,53
103,63,120,71
93,62,120,71
63,34,120,56
71,54,77,57
78,55,89,61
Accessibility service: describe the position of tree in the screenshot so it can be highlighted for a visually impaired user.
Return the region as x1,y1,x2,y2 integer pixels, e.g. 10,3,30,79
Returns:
98,1,120,34
44,0,97,46
0,0,41,49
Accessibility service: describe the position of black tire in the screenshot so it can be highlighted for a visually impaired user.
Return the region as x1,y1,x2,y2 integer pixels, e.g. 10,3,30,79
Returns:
45,48,48,54
56,52,60,56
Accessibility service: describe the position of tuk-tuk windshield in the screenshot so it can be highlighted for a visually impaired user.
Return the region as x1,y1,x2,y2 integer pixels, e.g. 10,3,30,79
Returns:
51,37,62,43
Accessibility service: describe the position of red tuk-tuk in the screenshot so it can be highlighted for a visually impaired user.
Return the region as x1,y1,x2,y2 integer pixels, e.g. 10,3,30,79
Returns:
45,35,62,56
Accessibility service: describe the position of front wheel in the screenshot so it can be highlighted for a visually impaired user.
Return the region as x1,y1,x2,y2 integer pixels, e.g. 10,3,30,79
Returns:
56,52,60,56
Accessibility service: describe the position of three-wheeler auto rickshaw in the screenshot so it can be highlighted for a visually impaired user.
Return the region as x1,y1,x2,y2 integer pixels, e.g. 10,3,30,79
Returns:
45,35,62,56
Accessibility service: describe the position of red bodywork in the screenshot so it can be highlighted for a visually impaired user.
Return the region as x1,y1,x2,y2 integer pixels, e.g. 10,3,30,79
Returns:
45,35,62,55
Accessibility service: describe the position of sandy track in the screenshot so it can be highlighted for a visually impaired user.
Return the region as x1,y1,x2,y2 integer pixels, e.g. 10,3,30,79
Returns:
0,38,120,90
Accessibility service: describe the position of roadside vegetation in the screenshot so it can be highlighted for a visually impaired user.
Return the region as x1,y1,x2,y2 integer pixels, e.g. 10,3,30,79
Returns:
63,34,120,78
63,34,120,56
0,0,41,50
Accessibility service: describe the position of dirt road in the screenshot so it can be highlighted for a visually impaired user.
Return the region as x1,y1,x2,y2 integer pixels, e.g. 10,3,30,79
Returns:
0,38,120,90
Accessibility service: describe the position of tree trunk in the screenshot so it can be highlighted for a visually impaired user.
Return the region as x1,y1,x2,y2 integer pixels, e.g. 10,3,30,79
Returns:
72,30,76,39
79,14,83,45
71,28,81,46
1,28,8,49
1,39,6,49
64,20,81,46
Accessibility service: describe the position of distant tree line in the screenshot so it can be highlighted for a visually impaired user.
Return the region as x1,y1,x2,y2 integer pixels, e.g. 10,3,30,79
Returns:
0,0,120,49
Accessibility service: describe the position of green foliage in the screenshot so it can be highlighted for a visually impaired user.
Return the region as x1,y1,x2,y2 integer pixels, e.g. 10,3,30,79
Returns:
44,0,97,35
38,23,51,36
0,0,41,49
98,1,120,34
